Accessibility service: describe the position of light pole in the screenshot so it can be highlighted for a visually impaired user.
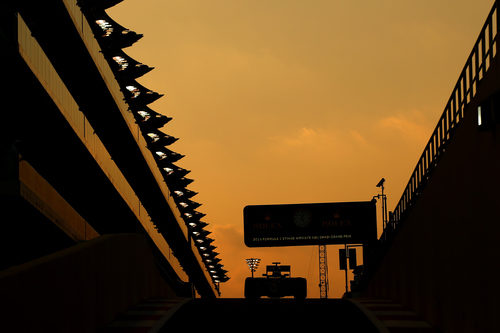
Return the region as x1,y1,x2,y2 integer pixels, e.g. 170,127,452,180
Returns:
373,178,388,239
245,258,261,278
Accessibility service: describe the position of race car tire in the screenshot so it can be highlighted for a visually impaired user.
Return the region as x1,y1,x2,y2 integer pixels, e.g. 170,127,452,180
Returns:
244,278,260,299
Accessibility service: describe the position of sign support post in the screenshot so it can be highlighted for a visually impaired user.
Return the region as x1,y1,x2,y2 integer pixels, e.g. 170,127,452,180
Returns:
344,244,349,294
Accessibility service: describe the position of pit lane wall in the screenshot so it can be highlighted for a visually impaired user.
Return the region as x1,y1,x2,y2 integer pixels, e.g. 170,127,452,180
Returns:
0,234,178,333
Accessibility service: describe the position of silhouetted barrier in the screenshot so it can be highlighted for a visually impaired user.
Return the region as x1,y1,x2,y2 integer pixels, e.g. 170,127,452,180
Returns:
0,234,179,332
357,2,500,332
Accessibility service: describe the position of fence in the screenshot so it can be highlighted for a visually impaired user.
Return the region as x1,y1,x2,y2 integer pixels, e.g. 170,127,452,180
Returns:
388,1,498,233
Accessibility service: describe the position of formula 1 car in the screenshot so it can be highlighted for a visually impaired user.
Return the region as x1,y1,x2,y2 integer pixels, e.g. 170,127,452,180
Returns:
244,262,307,300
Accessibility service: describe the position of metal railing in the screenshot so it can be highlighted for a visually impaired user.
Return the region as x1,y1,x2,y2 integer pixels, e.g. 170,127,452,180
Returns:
388,1,499,234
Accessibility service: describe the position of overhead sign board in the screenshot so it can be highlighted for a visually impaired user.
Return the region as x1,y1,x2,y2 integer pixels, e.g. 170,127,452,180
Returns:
244,201,377,247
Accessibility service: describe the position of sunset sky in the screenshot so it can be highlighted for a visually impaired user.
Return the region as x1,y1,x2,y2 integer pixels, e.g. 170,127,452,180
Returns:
108,0,493,298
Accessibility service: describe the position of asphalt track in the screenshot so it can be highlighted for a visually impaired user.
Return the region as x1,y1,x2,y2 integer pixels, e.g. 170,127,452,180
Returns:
160,298,379,332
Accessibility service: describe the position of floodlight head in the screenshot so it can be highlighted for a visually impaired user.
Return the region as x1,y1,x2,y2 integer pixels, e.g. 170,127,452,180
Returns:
376,178,385,188
245,258,261,272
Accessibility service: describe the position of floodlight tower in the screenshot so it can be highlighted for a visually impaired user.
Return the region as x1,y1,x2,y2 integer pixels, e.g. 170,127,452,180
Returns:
245,258,261,278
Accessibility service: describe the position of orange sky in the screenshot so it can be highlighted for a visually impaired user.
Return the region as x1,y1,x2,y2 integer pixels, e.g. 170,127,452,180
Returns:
108,0,494,298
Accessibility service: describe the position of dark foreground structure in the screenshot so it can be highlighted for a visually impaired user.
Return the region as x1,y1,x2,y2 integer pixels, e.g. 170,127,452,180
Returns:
352,2,500,332
0,0,227,331
1,0,499,332
162,298,379,331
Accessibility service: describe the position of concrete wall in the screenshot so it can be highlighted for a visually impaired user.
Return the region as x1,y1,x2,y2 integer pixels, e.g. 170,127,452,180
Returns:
365,59,500,332
0,234,179,333
19,160,100,242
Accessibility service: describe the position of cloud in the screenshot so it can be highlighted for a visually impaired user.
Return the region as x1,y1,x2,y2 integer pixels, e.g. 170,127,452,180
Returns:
280,127,325,147
349,129,369,147
376,111,432,144
267,126,373,157
268,127,336,152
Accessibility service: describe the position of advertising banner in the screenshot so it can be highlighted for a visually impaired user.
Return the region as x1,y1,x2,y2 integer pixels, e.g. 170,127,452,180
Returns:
244,201,377,247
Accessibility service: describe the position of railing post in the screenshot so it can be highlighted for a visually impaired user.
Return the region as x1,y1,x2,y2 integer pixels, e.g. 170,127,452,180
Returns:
445,104,454,135
462,58,474,102
462,68,467,108
475,43,480,86
488,15,493,65
439,117,444,148
496,4,499,56
481,34,486,77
